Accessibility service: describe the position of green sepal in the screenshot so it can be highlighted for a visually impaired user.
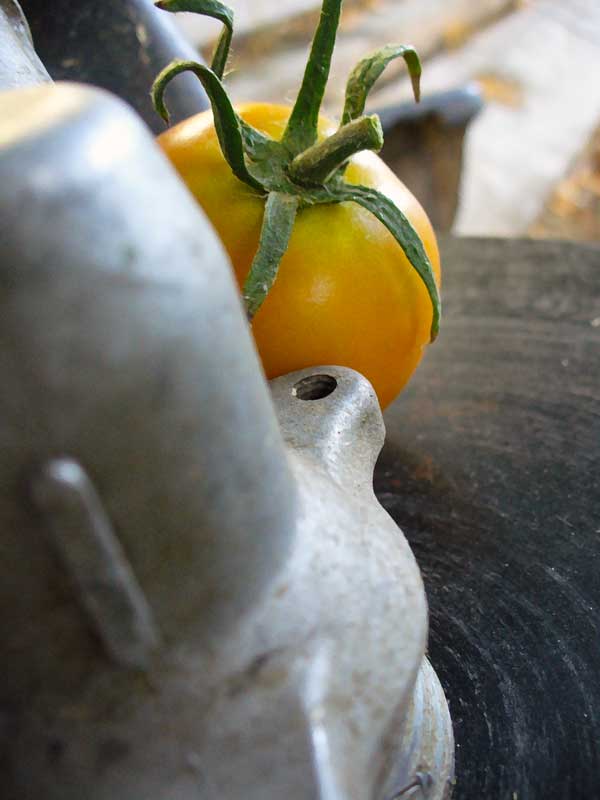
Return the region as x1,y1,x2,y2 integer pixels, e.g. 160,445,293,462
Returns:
341,44,422,125
243,193,300,319
151,59,264,192
281,0,343,155
308,182,440,341
155,0,233,80
288,115,384,186
238,119,274,160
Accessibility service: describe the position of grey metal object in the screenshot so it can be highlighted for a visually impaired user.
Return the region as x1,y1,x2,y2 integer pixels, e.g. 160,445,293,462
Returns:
0,79,296,692
0,0,49,88
20,0,208,132
0,82,453,798
31,458,161,670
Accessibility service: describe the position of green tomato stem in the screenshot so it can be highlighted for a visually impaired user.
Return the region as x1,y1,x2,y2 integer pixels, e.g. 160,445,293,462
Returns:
288,115,383,186
321,183,441,341
341,43,422,126
281,0,343,155
155,0,234,79
243,193,300,319
151,59,264,192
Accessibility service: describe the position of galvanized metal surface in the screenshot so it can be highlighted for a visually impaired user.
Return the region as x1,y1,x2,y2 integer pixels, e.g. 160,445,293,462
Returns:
31,458,161,670
20,0,208,133
0,0,49,89
0,80,296,690
0,82,453,799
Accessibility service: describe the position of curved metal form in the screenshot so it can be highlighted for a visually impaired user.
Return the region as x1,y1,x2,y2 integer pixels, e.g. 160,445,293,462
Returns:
0,0,49,89
0,82,453,799
0,81,297,683
19,0,209,131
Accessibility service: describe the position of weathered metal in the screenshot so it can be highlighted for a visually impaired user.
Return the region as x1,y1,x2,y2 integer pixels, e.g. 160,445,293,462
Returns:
0,0,49,89
0,78,453,799
19,0,208,132
31,458,162,670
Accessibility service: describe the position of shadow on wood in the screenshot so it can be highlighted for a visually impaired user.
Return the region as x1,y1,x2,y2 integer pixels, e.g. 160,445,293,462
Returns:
375,84,483,231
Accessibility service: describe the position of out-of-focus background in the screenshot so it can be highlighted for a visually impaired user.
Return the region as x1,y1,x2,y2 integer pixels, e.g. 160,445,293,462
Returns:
173,0,600,241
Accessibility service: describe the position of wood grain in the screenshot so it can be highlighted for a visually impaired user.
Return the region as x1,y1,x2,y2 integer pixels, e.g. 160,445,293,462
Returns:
377,236,600,799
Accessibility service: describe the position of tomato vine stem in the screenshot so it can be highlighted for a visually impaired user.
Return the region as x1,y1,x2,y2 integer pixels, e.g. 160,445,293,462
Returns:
156,0,233,79
243,193,300,319
288,115,383,186
152,59,264,192
341,44,422,126
281,0,342,155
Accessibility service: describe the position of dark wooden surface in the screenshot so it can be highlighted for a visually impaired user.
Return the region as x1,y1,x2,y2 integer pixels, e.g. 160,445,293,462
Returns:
375,237,600,799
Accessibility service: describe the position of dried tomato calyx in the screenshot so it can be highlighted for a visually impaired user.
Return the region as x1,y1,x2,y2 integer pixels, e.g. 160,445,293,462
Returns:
152,0,440,341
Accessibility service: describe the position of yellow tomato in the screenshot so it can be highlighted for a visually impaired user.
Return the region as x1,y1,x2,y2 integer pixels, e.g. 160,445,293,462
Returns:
158,103,441,409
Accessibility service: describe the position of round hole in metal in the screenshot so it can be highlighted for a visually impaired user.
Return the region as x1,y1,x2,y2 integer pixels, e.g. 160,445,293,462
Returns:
293,374,337,401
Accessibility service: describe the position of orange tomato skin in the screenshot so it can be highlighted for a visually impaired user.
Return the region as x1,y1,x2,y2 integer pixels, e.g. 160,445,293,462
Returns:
158,103,441,409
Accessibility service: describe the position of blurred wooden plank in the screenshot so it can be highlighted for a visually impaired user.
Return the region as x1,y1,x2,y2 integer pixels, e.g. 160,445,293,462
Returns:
192,0,518,117
377,86,483,231
369,0,600,237
172,0,600,240
529,124,600,242
173,0,321,47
